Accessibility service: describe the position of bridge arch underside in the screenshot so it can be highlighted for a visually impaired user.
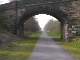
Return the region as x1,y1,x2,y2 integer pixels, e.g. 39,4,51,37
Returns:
17,5,71,40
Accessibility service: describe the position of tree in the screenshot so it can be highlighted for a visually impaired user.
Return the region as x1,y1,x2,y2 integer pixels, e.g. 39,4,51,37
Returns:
24,17,41,32
44,20,60,32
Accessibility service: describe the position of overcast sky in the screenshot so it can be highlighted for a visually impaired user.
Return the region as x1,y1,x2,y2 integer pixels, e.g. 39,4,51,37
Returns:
34,14,58,31
0,0,10,4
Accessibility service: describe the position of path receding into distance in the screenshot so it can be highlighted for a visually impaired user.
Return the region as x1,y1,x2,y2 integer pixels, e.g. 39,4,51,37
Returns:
28,32,74,60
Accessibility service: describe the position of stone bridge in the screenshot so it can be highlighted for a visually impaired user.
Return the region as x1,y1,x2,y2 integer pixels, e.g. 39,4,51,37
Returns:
1,0,80,41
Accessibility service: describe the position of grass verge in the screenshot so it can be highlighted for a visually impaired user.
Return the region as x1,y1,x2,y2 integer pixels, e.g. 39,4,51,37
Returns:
48,32,80,60
48,32,61,38
0,32,40,60
48,32,64,42
63,38,80,60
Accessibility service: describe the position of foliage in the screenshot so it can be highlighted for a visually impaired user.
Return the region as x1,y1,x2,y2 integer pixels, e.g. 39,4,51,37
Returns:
44,20,60,32
24,17,41,32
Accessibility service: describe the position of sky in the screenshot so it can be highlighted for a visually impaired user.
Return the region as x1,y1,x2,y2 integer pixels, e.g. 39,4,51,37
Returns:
34,14,58,31
0,0,10,4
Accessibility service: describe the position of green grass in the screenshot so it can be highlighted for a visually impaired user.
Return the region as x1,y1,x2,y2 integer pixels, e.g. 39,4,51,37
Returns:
48,32,61,38
63,38,80,60
24,32,41,37
48,32,64,42
48,32,80,60
0,32,40,60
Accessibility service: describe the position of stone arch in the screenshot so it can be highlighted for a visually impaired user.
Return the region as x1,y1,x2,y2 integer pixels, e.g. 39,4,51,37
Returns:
17,5,70,40
19,5,69,23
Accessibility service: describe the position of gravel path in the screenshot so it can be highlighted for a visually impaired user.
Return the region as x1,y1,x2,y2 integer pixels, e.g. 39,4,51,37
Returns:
28,32,74,60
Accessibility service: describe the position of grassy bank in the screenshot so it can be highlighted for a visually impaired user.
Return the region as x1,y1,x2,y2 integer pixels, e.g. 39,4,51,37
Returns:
48,32,80,60
48,32,61,38
48,32,63,42
63,38,80,60
0,32,41,60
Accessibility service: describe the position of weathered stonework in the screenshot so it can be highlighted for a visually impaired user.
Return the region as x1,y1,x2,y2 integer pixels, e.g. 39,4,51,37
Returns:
0,0,80,39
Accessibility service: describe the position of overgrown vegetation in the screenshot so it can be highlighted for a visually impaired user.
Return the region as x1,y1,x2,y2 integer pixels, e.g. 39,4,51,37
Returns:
0,32,40,60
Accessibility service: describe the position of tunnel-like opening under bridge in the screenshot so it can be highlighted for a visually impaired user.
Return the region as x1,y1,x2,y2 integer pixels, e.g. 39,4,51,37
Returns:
15,2,72,41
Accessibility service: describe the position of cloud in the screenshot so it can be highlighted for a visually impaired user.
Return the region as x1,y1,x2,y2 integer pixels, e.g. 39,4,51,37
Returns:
0,0,10,4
